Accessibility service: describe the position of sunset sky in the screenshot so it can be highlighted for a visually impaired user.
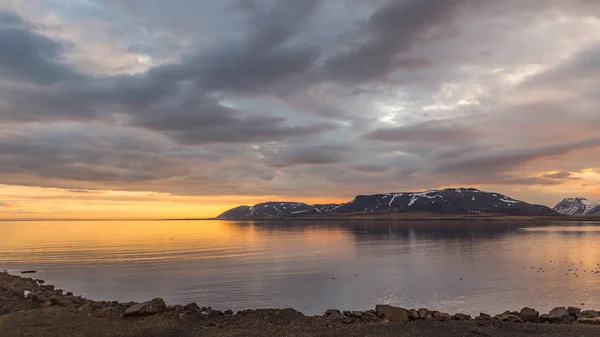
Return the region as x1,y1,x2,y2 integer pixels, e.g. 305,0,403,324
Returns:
1,0,600,220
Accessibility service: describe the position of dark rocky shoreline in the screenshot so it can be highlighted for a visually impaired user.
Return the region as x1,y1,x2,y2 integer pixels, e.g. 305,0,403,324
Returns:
2,271,600,336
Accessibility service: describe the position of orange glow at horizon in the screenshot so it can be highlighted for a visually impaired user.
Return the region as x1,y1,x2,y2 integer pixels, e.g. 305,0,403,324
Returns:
0,185,346,220
1,170,600,220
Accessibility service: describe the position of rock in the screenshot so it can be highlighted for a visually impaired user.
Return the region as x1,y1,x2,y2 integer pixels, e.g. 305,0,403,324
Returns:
549,307,569,323
42,285,55,291
184,302,200,311
477,313,492,320
123,298,166,317
495,313,522,323
408,309,419,320
578,310,600,319
66,292,73,296
417,308,433,319
567,306,581,316
375,305,410,323
519,307,539,323
172,305,184,313
539,314,550,322
342,317,354,324
21,270,37,274
453,313,472,321
577,317,600,325
352,311,363,317
35,279,45,284
224,309,233,315
361,311,381,323
325,309,340,316
432,312,452,321
343,310,352,317
49,296,71,307
325,310,343,324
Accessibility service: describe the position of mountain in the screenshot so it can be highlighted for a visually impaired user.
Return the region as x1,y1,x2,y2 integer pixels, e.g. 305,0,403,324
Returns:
553,198,600,216
216,188,558,219
217,202,340,219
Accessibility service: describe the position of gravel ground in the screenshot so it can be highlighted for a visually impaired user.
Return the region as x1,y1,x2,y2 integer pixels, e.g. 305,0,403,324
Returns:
2,272,600,337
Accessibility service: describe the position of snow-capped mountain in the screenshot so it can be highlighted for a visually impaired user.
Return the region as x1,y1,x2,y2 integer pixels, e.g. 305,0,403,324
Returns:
332,188,556,216
216,202,340,219
216,188,558,219
553,198,600,216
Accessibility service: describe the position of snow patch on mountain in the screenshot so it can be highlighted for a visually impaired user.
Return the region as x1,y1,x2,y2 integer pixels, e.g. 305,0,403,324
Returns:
553,198,600,216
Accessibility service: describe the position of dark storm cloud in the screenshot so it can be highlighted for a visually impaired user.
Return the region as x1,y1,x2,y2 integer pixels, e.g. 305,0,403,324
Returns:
322,0,477,82
0,10,82,84
0,6,329,143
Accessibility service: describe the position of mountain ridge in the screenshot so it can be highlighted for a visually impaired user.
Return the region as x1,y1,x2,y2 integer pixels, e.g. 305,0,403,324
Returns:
217,188,558,219
553,197,600,216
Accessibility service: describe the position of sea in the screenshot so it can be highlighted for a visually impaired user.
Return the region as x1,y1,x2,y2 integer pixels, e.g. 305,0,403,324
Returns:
2,220,599,316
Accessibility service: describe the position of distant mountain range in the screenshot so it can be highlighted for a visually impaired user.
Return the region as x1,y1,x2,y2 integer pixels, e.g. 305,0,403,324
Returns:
216,188,559,219
553,198,600,216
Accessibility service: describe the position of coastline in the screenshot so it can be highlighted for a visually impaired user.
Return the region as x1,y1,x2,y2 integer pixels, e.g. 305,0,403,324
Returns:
212,214,600,222
2,272,600,337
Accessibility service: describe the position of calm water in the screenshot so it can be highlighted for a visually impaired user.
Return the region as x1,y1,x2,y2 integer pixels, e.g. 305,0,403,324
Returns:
2,220,600,315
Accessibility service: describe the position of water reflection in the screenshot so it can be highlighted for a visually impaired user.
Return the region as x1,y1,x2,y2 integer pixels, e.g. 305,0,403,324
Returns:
1,220,599,315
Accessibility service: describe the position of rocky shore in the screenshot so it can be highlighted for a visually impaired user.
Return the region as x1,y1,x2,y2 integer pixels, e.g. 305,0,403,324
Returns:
2,271,600,336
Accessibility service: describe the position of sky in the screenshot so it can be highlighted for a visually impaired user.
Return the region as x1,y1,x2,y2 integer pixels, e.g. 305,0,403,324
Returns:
1,0,600,219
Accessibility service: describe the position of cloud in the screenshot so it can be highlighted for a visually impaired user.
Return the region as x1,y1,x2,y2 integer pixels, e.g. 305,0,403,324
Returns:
543,171,579,180
0,10,82,84
1,0,600,209
434,137,600,175
364,120,479,144
321,0,477,82
263,143,349,168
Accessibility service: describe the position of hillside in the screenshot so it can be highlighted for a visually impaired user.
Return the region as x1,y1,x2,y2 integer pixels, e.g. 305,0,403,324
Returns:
217,188,558,219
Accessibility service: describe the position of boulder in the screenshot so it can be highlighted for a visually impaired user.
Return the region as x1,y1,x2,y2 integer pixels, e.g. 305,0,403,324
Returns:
407,309,419,320
361,311,381,323
224,309,233,315
49,296,72,307
375,305,410,323
432,312,452,321
477,313,492,320
567,306,581,316
453,313,472,321
184,302,200,311
539,314,550,322
578,310,600,319
417,308,433,319
495,313,522,323
123,298,166,317
549,307,569,323
352,311,363,317
519,307,539,323
325,310,343,324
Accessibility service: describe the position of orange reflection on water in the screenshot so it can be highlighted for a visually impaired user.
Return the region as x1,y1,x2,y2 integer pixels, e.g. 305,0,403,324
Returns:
0,220,354,265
